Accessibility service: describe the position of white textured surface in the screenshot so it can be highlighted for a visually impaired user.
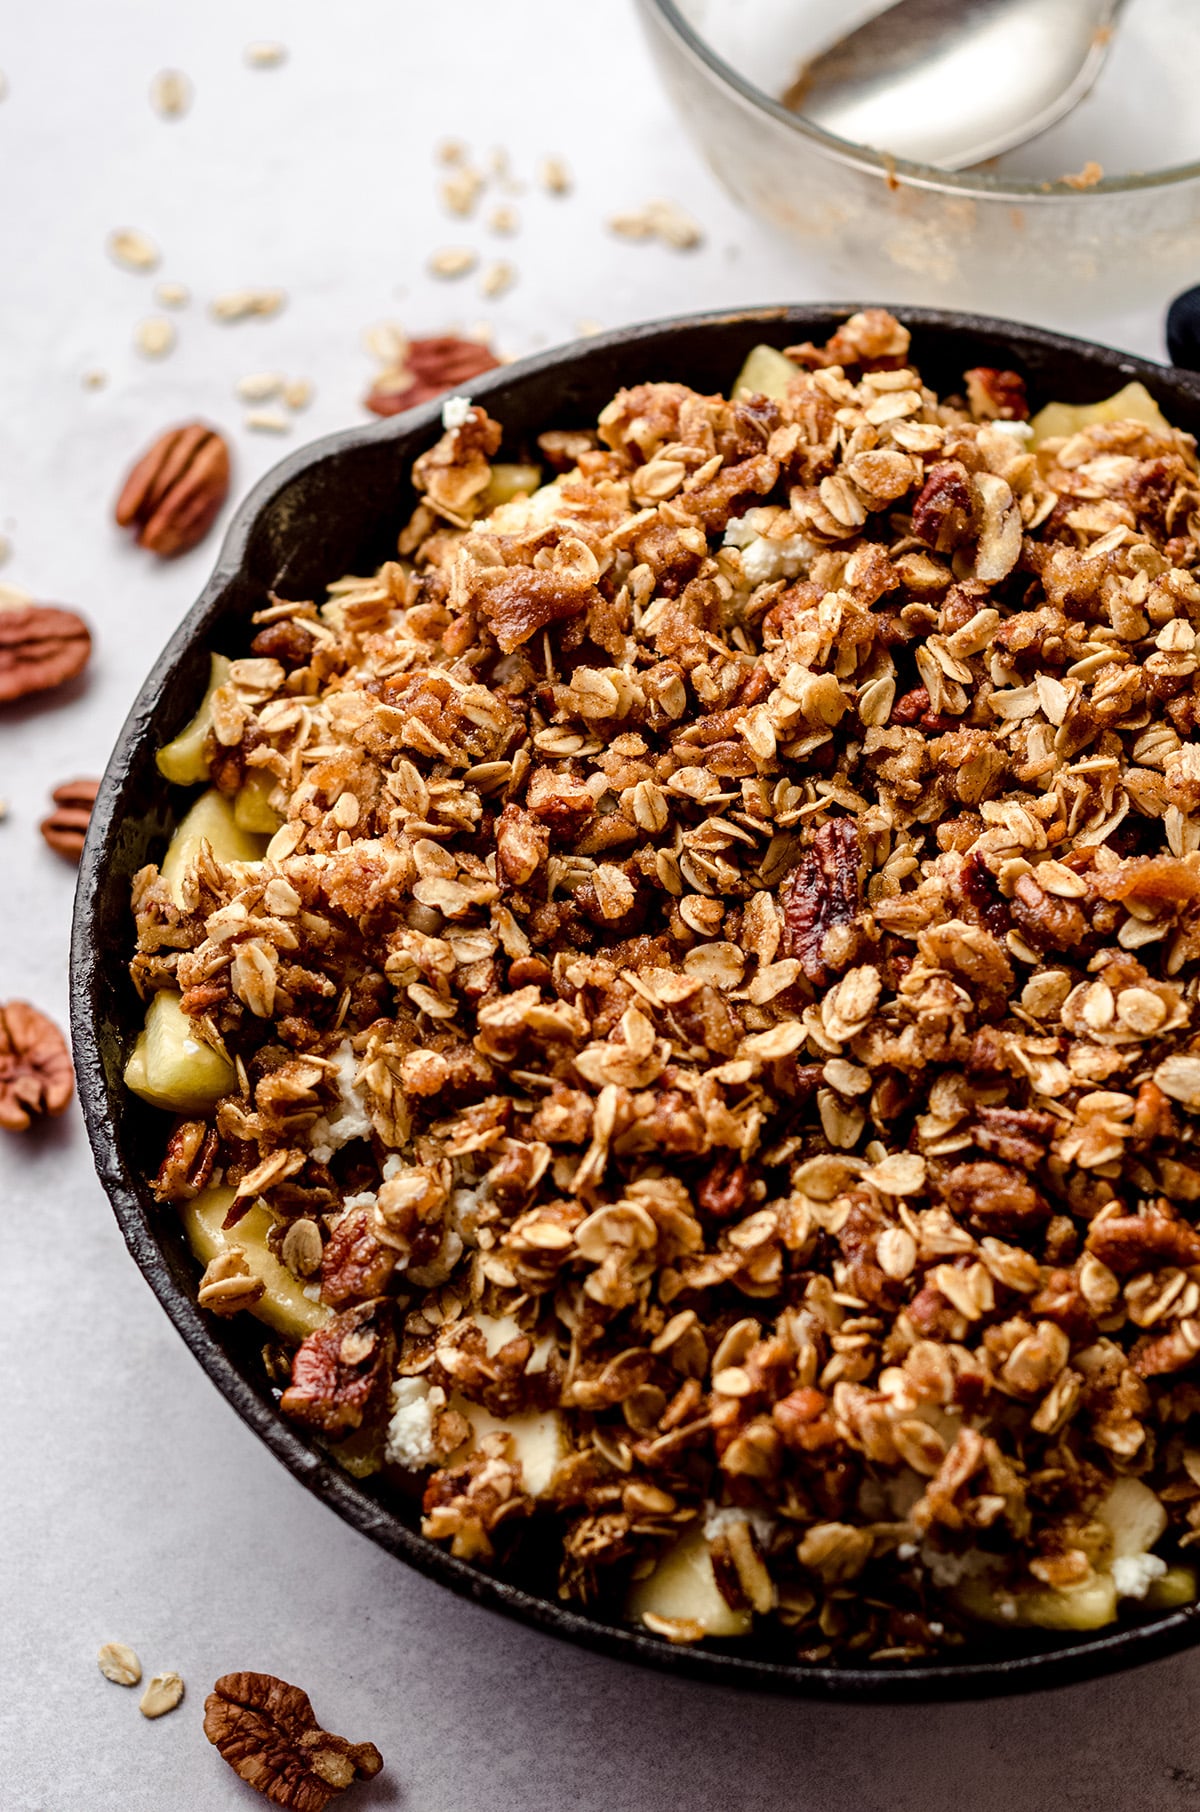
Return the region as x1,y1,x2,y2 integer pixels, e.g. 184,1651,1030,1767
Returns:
0,4,1187,1809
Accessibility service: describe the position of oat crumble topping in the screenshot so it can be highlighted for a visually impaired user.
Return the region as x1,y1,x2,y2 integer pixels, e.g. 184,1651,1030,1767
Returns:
128,311,1200,1662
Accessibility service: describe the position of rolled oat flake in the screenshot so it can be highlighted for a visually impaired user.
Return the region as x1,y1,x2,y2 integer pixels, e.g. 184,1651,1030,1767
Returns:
97,1641,142,1686
140,1670,185,1719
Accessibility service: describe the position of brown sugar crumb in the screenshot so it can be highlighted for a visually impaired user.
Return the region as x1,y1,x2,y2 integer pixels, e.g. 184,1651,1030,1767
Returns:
1061,159,1104,190
131,310,1200,1665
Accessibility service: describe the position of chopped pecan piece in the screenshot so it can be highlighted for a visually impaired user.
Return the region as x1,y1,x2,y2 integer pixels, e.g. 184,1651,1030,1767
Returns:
153,1118,219,1200
964,368,1029,421
1009,873,1088,952
250,619,317,670
1131,1321,1200,1377
697,1152,751,1219
779,818,862,985
280,1299,394,1436
474,567,599,654
941,1161,1050,1229
495,802,549,885
203,1672,383,1812
422,1441,530,1560
911,462,973,553
972,1106,1056,1166
321,1210,397,1307
1086,1208,1200,1275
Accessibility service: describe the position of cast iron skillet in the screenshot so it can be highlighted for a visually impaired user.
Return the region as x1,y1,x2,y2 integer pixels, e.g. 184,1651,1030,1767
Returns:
71,304,1200,1700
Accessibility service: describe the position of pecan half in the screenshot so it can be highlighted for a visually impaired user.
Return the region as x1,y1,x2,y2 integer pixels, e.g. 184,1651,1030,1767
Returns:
114,422,231,557
365,334,501,417
280,1298,394,1435
0,1001,73,1131
203,1672,383,1812
780,818,862,985
40,776,100,862
0,605,91,704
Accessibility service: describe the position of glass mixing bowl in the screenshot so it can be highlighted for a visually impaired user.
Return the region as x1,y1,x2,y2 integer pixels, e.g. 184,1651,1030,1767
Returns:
636,0,1200,325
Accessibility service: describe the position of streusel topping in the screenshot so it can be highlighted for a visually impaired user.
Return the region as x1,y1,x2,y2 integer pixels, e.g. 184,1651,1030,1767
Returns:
130,312,1200,1661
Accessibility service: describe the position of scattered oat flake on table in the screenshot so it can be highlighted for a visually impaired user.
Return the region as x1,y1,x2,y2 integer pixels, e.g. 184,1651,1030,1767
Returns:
437,136,467,165
440,166,483,216
211,287,286,321
107,228,159,272
244,408,291,434
82,369,107,390
608,199,704,248
487,203,519,235
1061,159,1104,189
155,280,190,307
244,40,286,67
283,377,313,411
149,68,191,117
98,1642,142,1686
236,371,284,402
364,321,408,366
539,154,572,195
134,316,175,358
0,536,9,567
428,246,477,279
140,1671,185,1719
480,259,516,299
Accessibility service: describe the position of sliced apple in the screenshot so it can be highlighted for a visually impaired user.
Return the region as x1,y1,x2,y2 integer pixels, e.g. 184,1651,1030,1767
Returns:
180,1184,330,1340
233,769,284,834
481,462,542,512
453,1397,568,1498
124,991,237,1113
1146,1565,1197,1611
732,343,802,403
475,1310,555,1371
1097,1475,1168,1561
1030,381,1170,448
627,1520,753,1638
159,788,268,904
156,654,232,785
957,1570,1119,1632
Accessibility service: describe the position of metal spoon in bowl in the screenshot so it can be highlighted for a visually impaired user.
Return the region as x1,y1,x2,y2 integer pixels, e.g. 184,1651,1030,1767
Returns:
784,0,1128,171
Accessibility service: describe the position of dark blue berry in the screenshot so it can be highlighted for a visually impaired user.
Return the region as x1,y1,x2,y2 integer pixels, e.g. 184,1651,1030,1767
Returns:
1167,284,1200,370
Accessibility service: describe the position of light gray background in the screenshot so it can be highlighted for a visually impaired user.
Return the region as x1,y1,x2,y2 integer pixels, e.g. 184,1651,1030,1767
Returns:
0,3,1192,1807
